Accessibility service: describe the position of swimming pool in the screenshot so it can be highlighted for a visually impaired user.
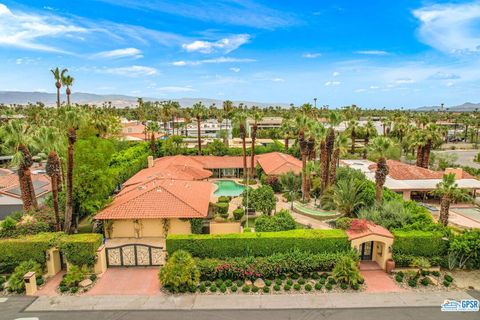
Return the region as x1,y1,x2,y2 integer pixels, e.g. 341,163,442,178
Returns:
214,180,246,197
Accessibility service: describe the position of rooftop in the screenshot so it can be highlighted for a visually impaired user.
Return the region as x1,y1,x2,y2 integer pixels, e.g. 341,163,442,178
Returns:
346,220,393,241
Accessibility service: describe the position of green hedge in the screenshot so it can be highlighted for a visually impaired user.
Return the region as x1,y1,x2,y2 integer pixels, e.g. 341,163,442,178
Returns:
58,233,103,267
0,233,102,273
392,230,448,258
0,232,61,273
167,229,350,258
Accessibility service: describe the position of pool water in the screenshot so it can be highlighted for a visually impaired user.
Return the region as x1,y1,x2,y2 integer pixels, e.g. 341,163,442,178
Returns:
214,180,245,197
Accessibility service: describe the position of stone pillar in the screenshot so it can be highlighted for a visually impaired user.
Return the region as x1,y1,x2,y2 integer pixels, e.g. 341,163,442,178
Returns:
23,272,37,296
94,245,107,274
402,190,411,201
46,247,61,277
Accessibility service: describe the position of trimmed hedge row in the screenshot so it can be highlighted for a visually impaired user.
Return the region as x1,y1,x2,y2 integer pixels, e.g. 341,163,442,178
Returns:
392,230,448,258
0,233,102,273
167,229,350,258
58,233,103,267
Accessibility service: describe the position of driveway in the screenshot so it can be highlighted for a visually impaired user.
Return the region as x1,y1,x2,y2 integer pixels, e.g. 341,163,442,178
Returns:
86,268,161,295
433,150,480,169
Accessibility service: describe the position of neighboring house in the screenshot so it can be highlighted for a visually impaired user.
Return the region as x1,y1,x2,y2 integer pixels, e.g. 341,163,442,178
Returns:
246,117,283,137
94,152,301,239
120,121,163,141
0,167,52,219
341,159,480,200
177,118,232,139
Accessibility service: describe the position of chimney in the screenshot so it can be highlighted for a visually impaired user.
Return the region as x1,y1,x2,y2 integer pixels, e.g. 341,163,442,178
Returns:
445,168,463,179
147,156,154,168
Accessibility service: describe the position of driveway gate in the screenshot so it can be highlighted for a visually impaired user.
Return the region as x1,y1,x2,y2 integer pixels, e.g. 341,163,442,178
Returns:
106,244,164,267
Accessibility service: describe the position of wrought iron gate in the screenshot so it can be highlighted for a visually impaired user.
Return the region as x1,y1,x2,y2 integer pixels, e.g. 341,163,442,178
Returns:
106,244,164,267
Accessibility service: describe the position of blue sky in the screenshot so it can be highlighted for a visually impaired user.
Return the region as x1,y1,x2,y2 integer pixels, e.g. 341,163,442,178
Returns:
1,0,480,108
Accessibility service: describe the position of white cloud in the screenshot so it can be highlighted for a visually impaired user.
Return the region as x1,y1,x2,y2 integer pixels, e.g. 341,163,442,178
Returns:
0,3,87,52
413,2,480,53
369,85,380,89
100,65,158,77
182,34,250,54
332,71,340,77
171,57,255,66
93,47,143,59
229,67,240,72
429,72,461,80
302,52,321,58
446,82,455,87
394,78,415,84
272,78,285,82
325,81,341,86
354,89,366,93
156,86,196,93
354,50,389,55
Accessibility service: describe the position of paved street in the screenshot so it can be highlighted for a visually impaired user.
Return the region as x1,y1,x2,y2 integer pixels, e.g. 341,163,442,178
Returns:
1,296,479,320
433,150,480,169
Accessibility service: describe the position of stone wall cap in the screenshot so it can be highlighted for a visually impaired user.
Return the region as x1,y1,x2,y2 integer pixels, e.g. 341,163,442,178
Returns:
23,271,35,279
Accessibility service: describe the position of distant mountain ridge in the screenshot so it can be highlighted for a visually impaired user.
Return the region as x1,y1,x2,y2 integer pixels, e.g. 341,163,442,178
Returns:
416,102,480,112
0,91,290,108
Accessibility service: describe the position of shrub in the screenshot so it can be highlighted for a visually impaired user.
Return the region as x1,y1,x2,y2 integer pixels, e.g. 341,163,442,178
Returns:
8,260,42,292
305,284,312,291
90,274,97,282
315,282,322,290
59,233,103,267
421,270,430,276
332,256,362,286
264,279,272,287
444,274,453,283
231,285,238,292
205,281,211,287
408,278,417,287
167,229,350,258
254,210,297,232
325,283,333,291
225,279,232,287
275,279,282,285
199,283,206,292
264,176,282,193
63,265,88,288
420,278,429,286
159,250,200,293
392,230,447,258
293,283,301,291
232,209,245,221
443,280,451,287
318,278,326,285
220,284,227,293
283,284,291,291
432,271,440,277
189,219,203,235
235,280,244,287
395,274,404,283
290,273,299,280
215,202,229,218
351,283,360,290
210,284,217,292
242,185,277,215
262,286,270,293
242,285,250,293
393,253,442,267
215,279,223,287
336,217,353,230
218,196,230,203
340,282,348,290
410,257,431,270
36,277,44,286
311,272,320,280
59,285,69,293
252,286,259,293
70,286,79,294
328,277,336,285
297,278,305,285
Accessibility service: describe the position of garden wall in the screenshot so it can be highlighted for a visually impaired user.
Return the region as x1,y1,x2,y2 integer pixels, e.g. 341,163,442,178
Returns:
167,229,350,258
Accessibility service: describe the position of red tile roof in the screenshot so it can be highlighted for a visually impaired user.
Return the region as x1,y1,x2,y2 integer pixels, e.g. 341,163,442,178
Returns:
95,178,213,220
190,155,251,169
256,152,302,175
346,220,393,240
0,172,51,199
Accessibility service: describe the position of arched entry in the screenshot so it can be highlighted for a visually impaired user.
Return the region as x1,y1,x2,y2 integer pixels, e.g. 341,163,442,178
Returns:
346,221,394,271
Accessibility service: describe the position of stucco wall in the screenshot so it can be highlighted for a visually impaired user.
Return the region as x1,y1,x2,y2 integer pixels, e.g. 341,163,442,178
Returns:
109,218,191,238
210,222,241,234
350,234,393,270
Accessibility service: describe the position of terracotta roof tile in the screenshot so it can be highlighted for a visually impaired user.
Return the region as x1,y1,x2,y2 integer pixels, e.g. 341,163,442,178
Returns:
256,152,302,175
368,160,443,180
346,220,393,240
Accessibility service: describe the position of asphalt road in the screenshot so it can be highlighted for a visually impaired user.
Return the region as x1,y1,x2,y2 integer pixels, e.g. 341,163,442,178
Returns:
433,150,480,169
2,296,479,320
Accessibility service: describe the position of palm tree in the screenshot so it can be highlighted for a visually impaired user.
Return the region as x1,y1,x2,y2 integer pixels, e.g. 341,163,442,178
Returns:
347,119,358,155
298,130,308,200
192,102,206,155
0,120,37,211
369,137,393,202
362,119,377,159
62,75,74,105
50,68,68,108
250,111,263,177
46,151,62,231
431,173,471,226
321,178,366,217
234,112,248,179
279,171,302,210
223,100,234,147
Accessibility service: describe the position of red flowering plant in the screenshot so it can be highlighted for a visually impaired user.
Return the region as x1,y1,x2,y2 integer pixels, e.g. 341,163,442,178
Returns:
350,219,369,231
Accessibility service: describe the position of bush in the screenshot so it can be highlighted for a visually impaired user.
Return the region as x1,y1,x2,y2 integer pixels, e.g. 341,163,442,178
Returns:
336,217,353,230
70,286,79,294
159,250,200,293
297,278,305,285
8,260,42,292
392,253,442,267
420,278,429,286
220,284,227,293
443,280,451,287
318,278,326,285
305,284,312,291
264,279,272,286
254,210,297,232
252,286,259,293
59,233,102,267
274,284,281,291
340,282,348,290
264,175,282,193
315,282,322,290
215,279,223,287
59,285,69,293
195,250,355,280
275,279,282,285
392,230,447,258
242,185,276,215
283,284,291,291
189,219,203,235
232,209,245,221
325,283,333,291
293,283,301,291
351,283,360,290
395,274,404,283
410,257,431,269
432,271,440,277
210,284,217,292
225,279,232,287
63,265,88,288
444,274,453,283
36,277,44,286
199,283,206,292
231,285,238,292
235,280,244,287
262,286,270,293
408,278,417,287
286,279,293,285
215,202,229,218
168,229,350,258
328,277,336,285
90,274,97,282
332,256,362,286
218,196,230,203
242,285,250,293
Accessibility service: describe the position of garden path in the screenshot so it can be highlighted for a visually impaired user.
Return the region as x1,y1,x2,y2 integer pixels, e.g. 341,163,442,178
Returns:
34,271,65,296
360,262,404,293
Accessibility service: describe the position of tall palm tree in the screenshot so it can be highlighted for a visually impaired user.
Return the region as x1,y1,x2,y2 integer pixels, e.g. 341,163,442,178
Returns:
50,68,68,108
250,111,263,177
0,120,37,211
347,119,358,155
234,112,248,179
321,178,366,217
369,137,393,203
431,173,471,226
222,100,234,147
192,102,206,155
298,130,308,200
362,119,377,159
62,75,74,105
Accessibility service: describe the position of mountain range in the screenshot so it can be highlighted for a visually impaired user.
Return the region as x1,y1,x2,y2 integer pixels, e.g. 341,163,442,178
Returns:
0,91,290,109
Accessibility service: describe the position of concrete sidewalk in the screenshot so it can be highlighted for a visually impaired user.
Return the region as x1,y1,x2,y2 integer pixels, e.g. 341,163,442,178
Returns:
26,291,475,311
